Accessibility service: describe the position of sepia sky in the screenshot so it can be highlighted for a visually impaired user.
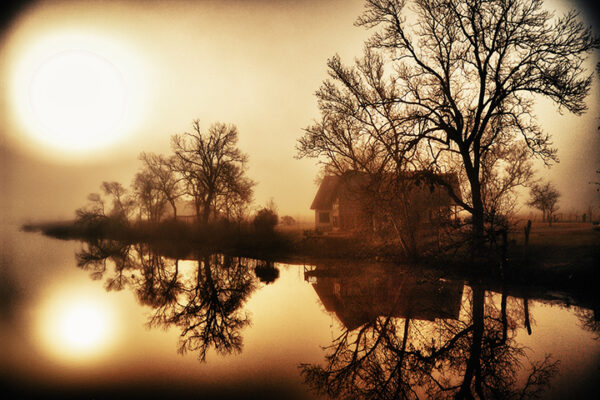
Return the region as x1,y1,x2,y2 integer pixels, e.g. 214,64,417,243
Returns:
0,0,598,224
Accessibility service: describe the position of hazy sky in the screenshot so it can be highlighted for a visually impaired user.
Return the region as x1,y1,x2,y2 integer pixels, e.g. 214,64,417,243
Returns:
1,0,598,224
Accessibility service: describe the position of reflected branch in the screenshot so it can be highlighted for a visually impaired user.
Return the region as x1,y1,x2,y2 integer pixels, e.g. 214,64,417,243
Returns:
75,240,259,361
301,265,560,399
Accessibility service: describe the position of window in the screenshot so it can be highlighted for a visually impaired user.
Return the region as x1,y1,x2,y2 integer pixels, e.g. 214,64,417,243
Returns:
319,212,330,224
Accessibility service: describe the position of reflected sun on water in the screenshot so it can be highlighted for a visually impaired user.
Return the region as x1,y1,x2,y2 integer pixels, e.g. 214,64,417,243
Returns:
36,286,119,362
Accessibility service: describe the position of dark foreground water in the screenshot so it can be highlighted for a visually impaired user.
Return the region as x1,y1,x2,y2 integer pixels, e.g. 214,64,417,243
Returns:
1,225,598,399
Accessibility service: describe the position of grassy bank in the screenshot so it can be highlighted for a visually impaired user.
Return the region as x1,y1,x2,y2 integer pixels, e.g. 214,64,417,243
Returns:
22,220,599,311
23,220,599,269
22,219,293,260
22,218,410,262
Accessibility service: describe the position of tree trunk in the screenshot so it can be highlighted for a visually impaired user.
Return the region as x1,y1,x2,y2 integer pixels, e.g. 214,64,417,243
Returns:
170,200,177,220
202,199,211,224
463,156,485,250
194,198,202,224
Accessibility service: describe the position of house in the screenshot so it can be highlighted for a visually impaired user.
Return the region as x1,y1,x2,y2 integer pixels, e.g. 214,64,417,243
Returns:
310,171,460,232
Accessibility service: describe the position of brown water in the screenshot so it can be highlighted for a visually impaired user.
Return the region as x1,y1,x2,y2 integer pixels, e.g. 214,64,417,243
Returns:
1,225,598,399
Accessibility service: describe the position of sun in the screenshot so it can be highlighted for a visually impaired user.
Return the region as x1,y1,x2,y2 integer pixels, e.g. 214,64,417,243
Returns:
27,50,127,151
8,30,148,158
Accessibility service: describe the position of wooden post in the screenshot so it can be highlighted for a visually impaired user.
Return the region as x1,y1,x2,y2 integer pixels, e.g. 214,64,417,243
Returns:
524,220,532,247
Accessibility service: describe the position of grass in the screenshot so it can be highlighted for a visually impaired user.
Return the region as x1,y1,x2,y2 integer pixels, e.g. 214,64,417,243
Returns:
23,219,598,270
508,222,599,269
22,219,599,310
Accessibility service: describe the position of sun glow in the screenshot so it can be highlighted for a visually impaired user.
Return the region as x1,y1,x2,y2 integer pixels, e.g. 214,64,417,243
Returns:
8,30,148,158
37,288,119,361
28,50,127,151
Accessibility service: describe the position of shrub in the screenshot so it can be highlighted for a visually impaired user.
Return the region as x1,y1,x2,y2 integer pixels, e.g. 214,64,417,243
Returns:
253,208,278,233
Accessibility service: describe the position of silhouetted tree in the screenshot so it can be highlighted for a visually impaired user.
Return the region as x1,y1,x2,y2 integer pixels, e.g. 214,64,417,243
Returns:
75,181,135,230
213,163,254,222
172,120,254,223
298,0,598,248
132,169,168,222
528,182,560,225
138,152,183,220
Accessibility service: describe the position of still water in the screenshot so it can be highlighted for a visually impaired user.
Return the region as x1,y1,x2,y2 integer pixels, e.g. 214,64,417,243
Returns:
1,225,598,399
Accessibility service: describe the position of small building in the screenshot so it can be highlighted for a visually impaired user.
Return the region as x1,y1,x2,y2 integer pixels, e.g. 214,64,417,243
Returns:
310,171,460,232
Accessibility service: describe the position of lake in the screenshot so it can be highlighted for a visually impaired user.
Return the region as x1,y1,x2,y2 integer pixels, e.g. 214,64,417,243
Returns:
1,224,598,399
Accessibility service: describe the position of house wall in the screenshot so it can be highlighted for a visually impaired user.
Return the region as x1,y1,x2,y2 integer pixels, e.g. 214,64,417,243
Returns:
337,190,369,231
314,209,333,231
311,173,460,233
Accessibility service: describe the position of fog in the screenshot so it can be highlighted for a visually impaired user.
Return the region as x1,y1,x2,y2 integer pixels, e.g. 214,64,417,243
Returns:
1,0,598,224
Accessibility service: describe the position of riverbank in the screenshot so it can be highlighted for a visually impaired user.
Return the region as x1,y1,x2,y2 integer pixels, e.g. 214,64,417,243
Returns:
23,219,598,270
21,219,599,314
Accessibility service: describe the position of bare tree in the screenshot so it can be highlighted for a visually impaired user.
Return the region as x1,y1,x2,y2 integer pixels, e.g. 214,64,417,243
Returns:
171,120,255,224
100,181,136,220
138,152,183,220
132,169,168,223
298,0,598,247
213,160,254,222
479,140,535,231
528,181,560,225
76,181,135,224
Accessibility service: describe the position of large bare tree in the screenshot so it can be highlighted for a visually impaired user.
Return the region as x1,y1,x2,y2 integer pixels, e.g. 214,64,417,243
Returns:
172,121,254,224
298,0,598,245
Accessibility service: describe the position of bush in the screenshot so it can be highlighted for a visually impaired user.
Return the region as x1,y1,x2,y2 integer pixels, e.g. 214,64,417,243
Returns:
281,215,296,226
253,208,278,233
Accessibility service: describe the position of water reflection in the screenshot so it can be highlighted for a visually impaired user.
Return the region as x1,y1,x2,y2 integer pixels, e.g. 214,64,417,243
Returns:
37,286,118,361
575,308,600,341
76,239,270,361
306,264,463,329
301,263,560,399
67,239,599,398
254,261,280,284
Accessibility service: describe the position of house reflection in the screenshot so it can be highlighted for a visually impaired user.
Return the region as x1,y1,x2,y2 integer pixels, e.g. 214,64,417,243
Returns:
301,264,561,399
306,264,463,330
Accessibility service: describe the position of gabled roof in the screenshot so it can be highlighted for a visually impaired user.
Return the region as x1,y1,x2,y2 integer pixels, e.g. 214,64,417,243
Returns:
310,175,340,210
310,170,461,211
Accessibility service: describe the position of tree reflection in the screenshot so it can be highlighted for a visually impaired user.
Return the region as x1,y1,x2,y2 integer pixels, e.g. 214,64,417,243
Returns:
574,307,600,341
76,238,136,289
76,240,258,361
254,260,280,284
301,265,559,399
